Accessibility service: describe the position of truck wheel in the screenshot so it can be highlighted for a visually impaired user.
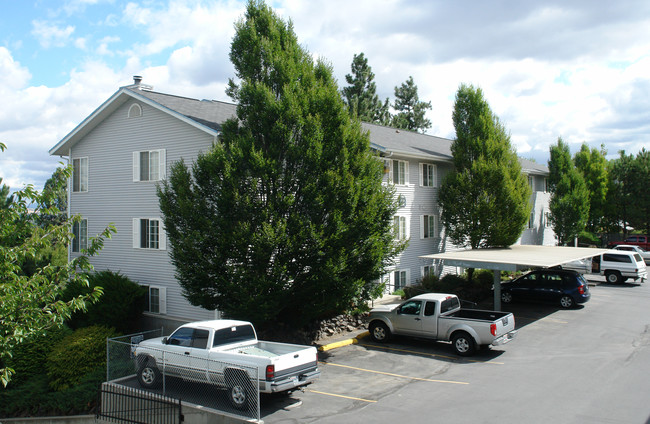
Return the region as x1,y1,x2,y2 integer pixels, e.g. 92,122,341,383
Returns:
452,332,476,356
501,291,513,304
225,369,253,410
369,321,391,343
605,271,622,284
137,359,161,389
559,295,574,309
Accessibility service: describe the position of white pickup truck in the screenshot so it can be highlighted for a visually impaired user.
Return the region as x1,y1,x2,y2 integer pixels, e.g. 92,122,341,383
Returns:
133,320,320,409
368,293,517,356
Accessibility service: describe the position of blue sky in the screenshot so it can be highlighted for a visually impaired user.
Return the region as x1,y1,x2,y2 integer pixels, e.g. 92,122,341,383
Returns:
1,0,650,192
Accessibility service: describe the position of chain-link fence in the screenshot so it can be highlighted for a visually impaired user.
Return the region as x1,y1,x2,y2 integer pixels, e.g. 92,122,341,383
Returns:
106,332,260,421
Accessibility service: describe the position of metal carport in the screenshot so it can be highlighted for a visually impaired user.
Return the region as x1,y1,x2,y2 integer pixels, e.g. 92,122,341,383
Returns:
420,245,609,310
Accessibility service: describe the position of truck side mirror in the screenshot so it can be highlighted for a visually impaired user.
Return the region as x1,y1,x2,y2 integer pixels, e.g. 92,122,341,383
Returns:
162,337,168,345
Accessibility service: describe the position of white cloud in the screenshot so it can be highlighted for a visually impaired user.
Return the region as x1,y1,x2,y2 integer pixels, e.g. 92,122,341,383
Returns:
0,47,31,90
31,20,75,48
3,0,650,191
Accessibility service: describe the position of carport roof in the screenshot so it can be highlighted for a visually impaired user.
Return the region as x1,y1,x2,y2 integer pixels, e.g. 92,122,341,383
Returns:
420,245,610,271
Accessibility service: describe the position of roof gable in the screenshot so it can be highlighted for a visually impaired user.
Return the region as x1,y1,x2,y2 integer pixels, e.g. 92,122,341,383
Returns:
49,87,236,156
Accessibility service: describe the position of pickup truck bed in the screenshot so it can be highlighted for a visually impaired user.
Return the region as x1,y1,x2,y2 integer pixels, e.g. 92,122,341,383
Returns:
368,293,517,356
442,309,511,321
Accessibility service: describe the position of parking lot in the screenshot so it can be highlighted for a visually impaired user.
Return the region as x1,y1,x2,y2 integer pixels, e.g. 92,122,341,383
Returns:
261,279,650,423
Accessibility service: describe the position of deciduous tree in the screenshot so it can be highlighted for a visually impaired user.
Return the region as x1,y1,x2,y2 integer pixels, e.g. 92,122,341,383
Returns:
439,84,531,253
158,0,401,327
0,143,115,387
547,138,589,245
573,143,608,233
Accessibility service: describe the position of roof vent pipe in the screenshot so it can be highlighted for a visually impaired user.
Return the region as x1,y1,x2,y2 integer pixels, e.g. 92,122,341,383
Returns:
133,75,143,86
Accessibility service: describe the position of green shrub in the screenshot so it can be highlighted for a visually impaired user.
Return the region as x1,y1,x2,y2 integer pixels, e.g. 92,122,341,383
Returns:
64,270,146,333
473,269,494,286
0,368,103,417
392,289,405,297
4,325,72,387
403,272,493,304
47,325,118,391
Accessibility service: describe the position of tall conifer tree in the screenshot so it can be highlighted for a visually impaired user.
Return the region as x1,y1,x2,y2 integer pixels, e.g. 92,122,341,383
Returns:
159,0,401,327
439,84,531,251
341,53,390,125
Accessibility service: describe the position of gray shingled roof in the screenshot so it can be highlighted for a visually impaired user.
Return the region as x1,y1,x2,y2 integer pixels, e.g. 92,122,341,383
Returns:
134,89,237,132
361,122,454,162
67,87,547,175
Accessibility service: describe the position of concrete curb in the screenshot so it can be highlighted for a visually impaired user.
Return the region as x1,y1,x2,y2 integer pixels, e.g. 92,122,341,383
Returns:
318,331,369,352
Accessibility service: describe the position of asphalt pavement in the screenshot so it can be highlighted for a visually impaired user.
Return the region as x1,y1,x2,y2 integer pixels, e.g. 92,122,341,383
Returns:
262,278,650,423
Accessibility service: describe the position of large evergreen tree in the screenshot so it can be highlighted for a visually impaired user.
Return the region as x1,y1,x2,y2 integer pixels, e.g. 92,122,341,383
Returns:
547,138,589,245
391,76,432,133
341,53,390,125
158,0,401,327
439,84,531,250
573,143,608,233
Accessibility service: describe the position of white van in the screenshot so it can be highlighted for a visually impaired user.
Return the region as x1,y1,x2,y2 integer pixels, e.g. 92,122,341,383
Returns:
562,251,648,284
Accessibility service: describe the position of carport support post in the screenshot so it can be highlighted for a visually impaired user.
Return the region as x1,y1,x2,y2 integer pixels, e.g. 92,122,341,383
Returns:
494,269,502,311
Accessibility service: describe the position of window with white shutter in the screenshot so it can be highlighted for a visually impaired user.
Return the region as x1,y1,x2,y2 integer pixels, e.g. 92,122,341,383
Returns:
133,218,166,250
133,149,166,182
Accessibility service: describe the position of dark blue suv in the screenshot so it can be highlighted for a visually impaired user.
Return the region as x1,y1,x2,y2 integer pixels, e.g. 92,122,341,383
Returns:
500,269,590,308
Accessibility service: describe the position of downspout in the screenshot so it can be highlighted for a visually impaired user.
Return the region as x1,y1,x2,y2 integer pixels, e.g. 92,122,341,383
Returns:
65,150,71,263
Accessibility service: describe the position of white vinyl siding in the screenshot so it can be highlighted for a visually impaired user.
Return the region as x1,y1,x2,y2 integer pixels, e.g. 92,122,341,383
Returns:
133,218,166,250
420,215,437,239
72,157,88,192
133,149,166,182
419,163,436,187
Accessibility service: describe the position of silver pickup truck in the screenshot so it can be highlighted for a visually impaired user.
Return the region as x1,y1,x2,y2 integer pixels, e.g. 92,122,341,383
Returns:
368,293,517,356
133,320,319,409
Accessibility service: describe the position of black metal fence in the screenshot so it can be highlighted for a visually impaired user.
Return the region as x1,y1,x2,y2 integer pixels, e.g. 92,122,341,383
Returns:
97,383,183,424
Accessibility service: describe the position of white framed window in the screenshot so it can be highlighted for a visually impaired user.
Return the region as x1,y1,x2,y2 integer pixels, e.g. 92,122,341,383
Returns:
387,159,409,185
394,269,409,289
421,265,435,278
143,285,167,314
133,149,166,182
545,212,552,228
419,163,436,187
529,211,535,229
544,178,549,193
72,157,88,192
420,215,437,239
128,103,142,118
528,175,534,190
393,215,408,240
133,218,166,250
72,219,87,252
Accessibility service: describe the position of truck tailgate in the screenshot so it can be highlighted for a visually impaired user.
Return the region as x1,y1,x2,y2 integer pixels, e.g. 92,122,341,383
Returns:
495,313,515,337
258,341,318,374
